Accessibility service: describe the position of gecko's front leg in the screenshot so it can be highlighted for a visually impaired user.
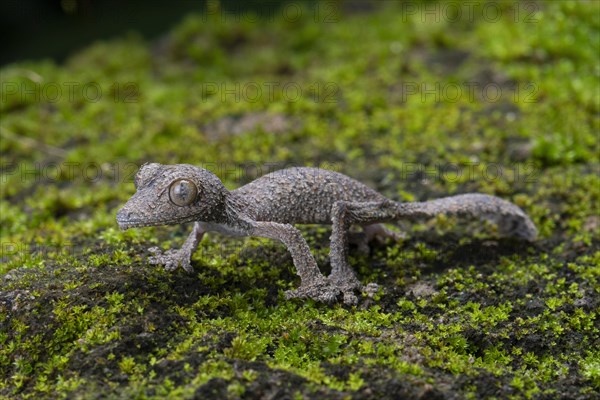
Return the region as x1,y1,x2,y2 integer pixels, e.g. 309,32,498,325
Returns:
252,221,341,303
148,222,205,272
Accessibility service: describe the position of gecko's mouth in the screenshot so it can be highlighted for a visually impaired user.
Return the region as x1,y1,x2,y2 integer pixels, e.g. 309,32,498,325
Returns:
116,209,161,230
116,215,180,230
116,209,198,230
116,218,157,230
117,215,154,231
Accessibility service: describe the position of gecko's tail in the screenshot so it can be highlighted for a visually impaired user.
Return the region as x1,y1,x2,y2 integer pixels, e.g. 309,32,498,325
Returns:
395,193,537,241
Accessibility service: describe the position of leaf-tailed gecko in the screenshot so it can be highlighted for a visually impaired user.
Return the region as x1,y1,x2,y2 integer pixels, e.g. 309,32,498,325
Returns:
117,163,537,304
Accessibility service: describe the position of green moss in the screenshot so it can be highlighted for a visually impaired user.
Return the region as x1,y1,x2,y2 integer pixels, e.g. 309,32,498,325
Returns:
1,0,599,398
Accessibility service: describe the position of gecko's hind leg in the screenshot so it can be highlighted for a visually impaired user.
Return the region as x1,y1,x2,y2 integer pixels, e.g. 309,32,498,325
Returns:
363,223,406,244
349,224,405,254
252,221,341,304
328,200,400,304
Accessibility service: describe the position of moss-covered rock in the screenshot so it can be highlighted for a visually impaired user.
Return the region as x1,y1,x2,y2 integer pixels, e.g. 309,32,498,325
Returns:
1,1,598,398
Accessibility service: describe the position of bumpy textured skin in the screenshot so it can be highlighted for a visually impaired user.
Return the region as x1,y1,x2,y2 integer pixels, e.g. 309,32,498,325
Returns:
117,163,537,305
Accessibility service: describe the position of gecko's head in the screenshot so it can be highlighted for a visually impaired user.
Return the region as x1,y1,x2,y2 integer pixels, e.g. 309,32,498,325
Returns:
116,163,229,229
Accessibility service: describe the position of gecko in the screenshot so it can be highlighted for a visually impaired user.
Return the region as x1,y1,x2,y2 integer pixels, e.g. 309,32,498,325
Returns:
116,163,537,305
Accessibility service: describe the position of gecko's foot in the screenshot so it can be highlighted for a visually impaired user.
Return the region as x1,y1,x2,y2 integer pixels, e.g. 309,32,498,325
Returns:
147,247,194,273
363,282,380,298
285,278,342,304
328,274,380,305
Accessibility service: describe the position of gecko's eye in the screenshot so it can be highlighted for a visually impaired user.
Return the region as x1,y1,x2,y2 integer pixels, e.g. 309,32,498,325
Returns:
168,179,198,206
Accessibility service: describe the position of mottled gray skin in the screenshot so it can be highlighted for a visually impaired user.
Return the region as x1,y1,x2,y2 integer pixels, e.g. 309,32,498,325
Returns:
117,163,537,305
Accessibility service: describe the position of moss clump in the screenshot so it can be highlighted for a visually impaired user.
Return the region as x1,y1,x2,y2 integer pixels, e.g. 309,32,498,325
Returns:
1,1,599,398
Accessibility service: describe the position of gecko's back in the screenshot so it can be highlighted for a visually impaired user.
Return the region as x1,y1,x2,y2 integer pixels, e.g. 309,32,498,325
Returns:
232,167,389,224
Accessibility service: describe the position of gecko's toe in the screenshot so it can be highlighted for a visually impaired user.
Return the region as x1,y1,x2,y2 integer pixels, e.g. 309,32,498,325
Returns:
148,246,168,264
147,248,193,272
148,255,164,266
333,284,377,305
149,258,166,267
180,260,194,273
328,274,380,304
363,282,380,298
340,282,379,304
284,289,337,304
148,246,161,255
163,262,179,272
284,280,341,304
341,291,358,305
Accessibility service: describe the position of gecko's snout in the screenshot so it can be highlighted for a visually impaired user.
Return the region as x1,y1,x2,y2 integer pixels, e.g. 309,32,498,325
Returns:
116,207,133,230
